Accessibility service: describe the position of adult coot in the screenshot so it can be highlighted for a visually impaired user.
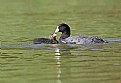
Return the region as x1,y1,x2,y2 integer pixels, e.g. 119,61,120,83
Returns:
54,23,106,44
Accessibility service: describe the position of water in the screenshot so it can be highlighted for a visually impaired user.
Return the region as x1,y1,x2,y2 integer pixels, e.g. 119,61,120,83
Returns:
1,40,121,83
1,0,121,83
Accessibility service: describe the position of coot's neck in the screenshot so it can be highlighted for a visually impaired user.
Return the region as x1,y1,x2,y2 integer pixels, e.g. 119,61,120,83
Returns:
59,30,70,40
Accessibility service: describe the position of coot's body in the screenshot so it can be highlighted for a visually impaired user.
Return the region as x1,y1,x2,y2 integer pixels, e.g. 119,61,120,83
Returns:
61,36,105,44
33,33,58,44
33,38,58,44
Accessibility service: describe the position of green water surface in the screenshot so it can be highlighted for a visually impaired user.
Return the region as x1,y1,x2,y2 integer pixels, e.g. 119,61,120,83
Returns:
0,0,121,83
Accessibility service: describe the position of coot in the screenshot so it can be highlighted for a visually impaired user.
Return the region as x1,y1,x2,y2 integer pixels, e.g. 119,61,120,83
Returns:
33,33,58,44
54,23,106,44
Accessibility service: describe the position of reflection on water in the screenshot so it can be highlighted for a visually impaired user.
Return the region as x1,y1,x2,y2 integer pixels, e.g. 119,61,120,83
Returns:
1,40,121,83
55,48,61,83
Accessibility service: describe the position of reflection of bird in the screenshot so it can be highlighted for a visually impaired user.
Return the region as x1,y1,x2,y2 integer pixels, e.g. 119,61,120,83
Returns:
33,33,58,44
54,23,106,44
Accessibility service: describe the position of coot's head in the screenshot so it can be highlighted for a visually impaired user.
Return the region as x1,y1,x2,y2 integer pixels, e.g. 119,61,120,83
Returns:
50,33,57,40
49,33,59,44
54,23,70,34
54,23,71,39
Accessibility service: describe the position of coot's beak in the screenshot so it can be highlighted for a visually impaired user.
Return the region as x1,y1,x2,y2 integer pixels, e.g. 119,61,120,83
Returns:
54,26,59,33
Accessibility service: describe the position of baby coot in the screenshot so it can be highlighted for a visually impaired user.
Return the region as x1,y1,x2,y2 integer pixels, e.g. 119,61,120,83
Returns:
33,33,58,44
54,23,106,44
